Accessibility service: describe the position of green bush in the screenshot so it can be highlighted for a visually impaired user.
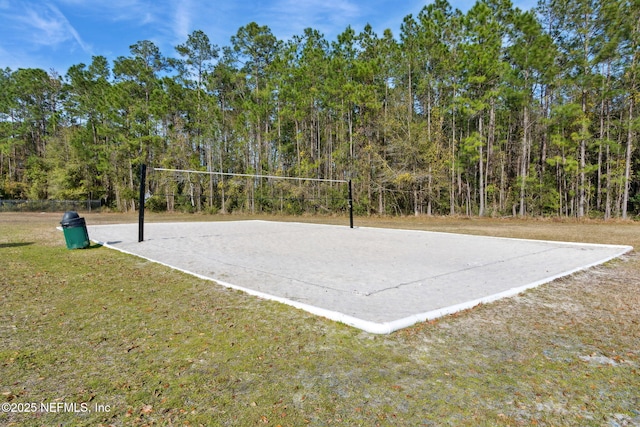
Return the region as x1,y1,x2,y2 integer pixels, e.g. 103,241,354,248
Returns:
145,195,167,212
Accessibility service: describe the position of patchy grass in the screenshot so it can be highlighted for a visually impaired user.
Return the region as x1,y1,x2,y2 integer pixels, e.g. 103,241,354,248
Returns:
1,212,639,426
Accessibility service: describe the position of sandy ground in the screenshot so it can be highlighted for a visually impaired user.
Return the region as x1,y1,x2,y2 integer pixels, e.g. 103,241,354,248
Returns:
87,220,632,333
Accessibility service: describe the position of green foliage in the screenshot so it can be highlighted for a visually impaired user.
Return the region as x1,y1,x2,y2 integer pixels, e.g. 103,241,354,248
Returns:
144,195,167,212
0,2,638,218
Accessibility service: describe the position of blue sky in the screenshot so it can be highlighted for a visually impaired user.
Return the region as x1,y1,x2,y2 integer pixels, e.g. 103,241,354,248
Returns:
0,0,536,74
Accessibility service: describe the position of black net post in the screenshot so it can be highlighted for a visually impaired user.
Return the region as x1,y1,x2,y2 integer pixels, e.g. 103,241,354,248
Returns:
138,164,146,242
348,179,353,229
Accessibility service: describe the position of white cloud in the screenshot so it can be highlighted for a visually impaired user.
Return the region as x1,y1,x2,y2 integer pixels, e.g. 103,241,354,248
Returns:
173,0,192,43
15,2,92,54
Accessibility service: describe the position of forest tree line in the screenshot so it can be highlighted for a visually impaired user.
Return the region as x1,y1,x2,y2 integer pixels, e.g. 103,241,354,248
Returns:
1,0,639,218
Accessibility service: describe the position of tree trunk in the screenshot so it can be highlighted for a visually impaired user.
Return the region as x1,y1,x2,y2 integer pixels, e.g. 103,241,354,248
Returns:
450,108,456,216
579,89,587,218
622,98,634,219
605,144,611,220
519,104,529,217
478,115,485,216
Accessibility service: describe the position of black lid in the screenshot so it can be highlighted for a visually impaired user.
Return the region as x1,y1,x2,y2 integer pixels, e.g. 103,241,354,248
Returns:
61,211,80,223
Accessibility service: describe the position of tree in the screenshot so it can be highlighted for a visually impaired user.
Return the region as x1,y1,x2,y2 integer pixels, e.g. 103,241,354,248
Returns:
506,9,556,215
60,56,113,201
542,0,608,217
619,0,640,218
0,68,62,198
112,40,169,210
460,0,511,215
1,8,638,219
175,30,220,207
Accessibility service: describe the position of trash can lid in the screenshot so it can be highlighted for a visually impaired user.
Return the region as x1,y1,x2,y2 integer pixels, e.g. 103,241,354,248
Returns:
61,211,80,224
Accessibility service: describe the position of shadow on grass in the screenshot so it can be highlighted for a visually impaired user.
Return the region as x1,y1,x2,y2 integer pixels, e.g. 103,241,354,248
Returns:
79,243,104,250
59,243,104,250
0,242,34,248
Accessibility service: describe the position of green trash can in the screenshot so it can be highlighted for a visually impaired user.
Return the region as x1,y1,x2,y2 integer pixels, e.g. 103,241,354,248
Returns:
61,211,90,249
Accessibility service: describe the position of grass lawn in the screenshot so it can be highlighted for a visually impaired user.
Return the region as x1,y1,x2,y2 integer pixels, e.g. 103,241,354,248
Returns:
1,212,639,426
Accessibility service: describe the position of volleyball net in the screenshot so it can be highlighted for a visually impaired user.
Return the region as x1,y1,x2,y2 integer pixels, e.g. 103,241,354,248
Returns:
138,165,353,242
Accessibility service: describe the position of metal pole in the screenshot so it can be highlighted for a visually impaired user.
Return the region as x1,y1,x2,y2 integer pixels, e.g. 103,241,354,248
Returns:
348,179,353,229
138,164,146,242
